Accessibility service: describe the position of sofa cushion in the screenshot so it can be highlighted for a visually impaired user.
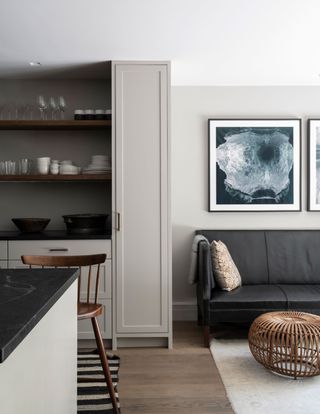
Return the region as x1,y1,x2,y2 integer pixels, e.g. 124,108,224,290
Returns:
278,285,320,310
211,240,242,291
266,231,320,284
211,285,287,310
196,230,269,284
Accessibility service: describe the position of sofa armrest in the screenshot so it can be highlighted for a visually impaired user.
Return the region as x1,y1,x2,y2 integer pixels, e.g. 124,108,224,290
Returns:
198,240,215,300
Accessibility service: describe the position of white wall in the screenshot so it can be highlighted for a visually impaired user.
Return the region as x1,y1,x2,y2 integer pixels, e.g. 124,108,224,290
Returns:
172,86,320,316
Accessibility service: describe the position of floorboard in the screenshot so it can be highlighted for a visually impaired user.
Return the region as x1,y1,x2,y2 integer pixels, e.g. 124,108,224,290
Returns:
117,322,233,414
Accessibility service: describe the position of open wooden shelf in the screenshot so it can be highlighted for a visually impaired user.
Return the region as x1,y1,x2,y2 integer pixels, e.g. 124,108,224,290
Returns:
0,120,111,130
0,173,111,182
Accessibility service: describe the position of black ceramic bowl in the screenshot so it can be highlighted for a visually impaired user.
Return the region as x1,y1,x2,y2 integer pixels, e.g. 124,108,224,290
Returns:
62,214,108,234
12,218,51,233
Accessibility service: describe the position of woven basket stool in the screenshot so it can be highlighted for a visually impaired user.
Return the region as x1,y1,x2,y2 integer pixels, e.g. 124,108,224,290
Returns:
248,311,320,379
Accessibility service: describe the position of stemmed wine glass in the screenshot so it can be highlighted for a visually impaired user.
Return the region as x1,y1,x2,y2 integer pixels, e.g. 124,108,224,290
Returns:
49,97,57,120
37,95,47,120
58,96,66,119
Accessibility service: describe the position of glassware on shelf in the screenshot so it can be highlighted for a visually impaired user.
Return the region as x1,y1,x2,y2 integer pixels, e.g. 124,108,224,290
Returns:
37,95,47,120
18,158,32,175
0,161,5,174
4,160,16,175
24,104,34,120
4,103,15,120
48,97,57,120
15,103,26,120
0,102,5,120
58,96,66,119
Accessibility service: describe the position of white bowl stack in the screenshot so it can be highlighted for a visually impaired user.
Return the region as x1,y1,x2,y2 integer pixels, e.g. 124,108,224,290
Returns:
83,155,111,174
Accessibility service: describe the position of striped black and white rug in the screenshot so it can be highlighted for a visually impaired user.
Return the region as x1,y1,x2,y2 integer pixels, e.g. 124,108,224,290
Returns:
78,350,120,413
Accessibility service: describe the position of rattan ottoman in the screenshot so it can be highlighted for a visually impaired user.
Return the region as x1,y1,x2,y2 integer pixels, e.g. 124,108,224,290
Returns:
248,311,320,379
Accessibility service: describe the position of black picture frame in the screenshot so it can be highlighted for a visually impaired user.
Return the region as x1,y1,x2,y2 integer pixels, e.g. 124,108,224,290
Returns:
208,118,301,212
307,119,320,211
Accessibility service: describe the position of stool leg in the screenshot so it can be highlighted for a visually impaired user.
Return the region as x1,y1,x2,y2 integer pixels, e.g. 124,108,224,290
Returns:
204,325,210,348
91,317,120,414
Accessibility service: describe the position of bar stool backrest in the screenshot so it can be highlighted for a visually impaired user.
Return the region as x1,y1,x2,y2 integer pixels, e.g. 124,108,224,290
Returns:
21,254,107,304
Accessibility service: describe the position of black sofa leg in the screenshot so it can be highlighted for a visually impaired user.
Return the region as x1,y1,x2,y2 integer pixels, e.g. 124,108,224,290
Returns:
197,308,202,326
204,326,210,348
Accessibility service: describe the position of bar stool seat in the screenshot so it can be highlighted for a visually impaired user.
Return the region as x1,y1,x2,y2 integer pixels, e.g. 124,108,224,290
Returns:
78,302,102,319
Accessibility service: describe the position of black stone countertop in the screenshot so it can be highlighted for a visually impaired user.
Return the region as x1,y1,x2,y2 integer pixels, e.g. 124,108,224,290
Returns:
0,231,111,240
0,268,79,363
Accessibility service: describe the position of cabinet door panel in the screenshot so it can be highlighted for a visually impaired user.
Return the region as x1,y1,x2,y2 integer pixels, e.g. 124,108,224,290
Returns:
0,241,7,260
0,261,7,269
8,240,111,260
114,63,169,333
79,260,111,300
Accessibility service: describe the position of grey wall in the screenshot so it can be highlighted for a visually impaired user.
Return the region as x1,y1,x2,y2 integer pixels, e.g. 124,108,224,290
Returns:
172,86,320,305
0,80,111,230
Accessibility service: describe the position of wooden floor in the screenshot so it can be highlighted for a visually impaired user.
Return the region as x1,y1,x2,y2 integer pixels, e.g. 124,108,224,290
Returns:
117,322,233,414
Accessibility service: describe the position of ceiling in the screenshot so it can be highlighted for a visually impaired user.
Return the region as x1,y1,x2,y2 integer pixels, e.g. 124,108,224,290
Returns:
1,0,320,85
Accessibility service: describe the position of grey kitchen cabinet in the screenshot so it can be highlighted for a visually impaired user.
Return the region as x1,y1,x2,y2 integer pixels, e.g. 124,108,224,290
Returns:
0,60,172,348
7,239,112,339
0,241,7,268
112,61,172,348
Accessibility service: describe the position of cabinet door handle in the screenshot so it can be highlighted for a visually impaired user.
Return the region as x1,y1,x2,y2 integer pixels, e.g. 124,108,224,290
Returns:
49,248,69,252
116,212,121,231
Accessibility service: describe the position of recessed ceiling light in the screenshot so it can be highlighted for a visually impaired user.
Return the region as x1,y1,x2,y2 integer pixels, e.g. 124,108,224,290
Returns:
29,62,42,66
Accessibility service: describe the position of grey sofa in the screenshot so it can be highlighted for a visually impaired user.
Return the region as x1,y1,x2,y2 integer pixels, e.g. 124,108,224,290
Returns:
196,230,320,346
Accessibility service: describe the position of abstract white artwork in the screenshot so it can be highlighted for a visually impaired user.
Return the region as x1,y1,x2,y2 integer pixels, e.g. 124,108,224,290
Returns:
209,119,301,211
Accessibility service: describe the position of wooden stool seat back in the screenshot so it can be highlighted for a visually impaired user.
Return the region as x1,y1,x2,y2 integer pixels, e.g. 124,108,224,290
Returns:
21,253,106,305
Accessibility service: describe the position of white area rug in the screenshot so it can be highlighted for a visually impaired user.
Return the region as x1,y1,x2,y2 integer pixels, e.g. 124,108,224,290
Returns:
210,339,320,414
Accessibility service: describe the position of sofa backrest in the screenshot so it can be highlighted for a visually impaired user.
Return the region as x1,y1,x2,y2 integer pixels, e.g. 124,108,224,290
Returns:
197,230,269,284
196,230,320,285
265,231,320,284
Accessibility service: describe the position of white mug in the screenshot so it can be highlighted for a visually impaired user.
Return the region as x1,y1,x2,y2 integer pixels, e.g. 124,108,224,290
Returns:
37,157,51,175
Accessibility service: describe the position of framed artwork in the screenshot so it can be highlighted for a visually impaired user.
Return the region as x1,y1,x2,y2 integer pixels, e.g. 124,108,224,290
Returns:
208,119,301,212
308,119,320,211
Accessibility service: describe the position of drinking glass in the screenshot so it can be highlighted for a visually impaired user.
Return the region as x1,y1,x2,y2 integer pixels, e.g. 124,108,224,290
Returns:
0,161,5,175
49,97,57,120
5,160,16,175
37,95,47,120
0,103,5,120
5,103,15,120
24,104,34,120
58,96,66,119
19,158,32,175
15,104,26,120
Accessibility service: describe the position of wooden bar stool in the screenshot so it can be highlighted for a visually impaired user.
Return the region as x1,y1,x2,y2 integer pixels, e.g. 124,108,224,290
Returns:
21,253,120,414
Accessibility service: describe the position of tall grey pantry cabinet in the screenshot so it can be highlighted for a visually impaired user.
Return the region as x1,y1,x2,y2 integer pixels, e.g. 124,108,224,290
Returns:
112,61,172,349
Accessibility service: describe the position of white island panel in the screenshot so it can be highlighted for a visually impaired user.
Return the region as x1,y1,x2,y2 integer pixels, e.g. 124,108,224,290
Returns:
0,281,77,414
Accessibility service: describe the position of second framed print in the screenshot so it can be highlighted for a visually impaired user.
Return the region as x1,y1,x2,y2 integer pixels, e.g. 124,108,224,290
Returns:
208,119,301,211
308,119,320,211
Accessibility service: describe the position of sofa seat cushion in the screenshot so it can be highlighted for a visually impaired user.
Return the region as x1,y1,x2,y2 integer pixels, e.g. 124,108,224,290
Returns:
211,285,287,310
278,285,320,310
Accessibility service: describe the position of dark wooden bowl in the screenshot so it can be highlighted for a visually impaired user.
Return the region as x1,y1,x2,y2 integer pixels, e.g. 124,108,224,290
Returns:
12,218,51,233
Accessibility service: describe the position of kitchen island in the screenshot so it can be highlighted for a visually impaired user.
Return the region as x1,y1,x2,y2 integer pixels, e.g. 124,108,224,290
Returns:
0,268,79,413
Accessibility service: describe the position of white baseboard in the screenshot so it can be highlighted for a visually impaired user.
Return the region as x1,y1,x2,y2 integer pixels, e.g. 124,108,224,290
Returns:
173,301,197,321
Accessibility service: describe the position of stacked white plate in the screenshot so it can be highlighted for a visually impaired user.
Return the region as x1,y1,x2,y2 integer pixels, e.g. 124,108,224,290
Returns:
83,155,111,174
